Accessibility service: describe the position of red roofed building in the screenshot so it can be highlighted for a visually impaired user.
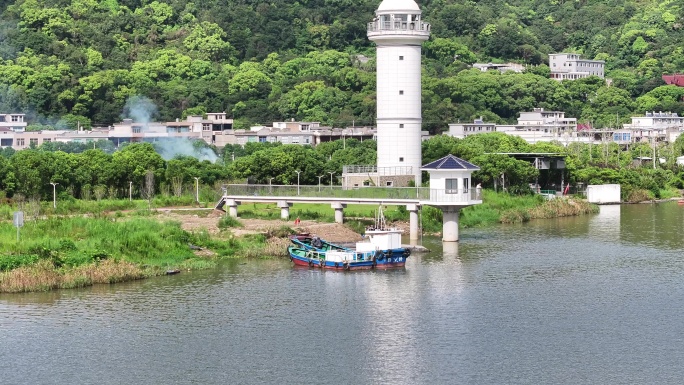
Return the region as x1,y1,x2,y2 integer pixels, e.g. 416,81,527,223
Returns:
662,74,684,87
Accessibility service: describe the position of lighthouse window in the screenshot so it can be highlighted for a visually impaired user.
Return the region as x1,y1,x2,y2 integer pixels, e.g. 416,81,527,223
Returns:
399,56,404,60
399,124,404,128
399,90,404,95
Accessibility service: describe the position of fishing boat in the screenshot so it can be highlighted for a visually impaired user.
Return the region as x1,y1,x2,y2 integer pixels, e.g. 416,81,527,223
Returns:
287,206,410,270
289,233,349,252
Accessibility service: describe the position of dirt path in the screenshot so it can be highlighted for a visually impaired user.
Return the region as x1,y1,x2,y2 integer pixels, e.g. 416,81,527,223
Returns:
154,209,367,242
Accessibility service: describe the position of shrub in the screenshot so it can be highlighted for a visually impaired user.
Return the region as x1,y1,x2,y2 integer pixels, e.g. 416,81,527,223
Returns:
265,226,296,238
625,188,653,203
218,215,243,229
500,209,530,223
0,254,40,271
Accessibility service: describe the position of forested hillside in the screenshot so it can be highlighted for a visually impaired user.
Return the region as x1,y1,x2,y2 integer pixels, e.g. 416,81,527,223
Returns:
1,0,683,132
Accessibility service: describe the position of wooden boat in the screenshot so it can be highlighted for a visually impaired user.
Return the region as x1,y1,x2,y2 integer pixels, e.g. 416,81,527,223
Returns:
289,234,348,252
288,206,410,270
678,199,684,205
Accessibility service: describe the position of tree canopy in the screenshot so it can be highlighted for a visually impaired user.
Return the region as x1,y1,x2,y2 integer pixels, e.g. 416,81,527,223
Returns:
0,0,681,132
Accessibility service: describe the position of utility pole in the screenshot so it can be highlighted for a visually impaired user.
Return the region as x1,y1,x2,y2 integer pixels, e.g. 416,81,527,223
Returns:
652,133,656,170
50,182,58,209
194,177,200,203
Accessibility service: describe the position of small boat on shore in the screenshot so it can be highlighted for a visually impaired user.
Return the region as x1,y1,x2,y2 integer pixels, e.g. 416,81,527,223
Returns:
287,207,410,270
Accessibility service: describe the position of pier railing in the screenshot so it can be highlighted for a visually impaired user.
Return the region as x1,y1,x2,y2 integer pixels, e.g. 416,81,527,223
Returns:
222,184,482,204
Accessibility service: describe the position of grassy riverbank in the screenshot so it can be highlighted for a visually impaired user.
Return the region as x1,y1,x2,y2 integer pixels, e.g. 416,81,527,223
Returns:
0,212,290,293
468,190,599,225
0,191,598,293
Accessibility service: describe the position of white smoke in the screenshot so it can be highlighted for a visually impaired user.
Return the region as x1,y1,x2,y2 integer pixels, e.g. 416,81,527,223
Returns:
121,95,218,163
122,95,157,124
155,138,219,162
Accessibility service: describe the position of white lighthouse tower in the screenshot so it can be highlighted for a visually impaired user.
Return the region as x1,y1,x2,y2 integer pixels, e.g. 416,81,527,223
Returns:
368,0,430,186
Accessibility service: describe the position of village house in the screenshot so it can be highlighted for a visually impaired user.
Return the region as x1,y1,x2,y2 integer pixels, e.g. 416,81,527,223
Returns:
549,53,605,80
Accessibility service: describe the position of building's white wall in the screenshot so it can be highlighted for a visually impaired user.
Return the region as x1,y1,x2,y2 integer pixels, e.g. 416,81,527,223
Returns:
376,45,422,119
586,184,621,204
427,169,473,190
376,43,423,184
549,53,604,79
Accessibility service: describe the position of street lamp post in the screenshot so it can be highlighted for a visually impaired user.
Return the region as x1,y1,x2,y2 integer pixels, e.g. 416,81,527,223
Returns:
50,182,58,209
129,181,132,201
317,175,323,192
295,170,302,196
194,177,200,204
328,172,335,189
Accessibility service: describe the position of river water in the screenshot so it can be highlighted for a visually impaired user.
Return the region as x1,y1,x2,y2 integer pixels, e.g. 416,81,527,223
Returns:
2,202,684,384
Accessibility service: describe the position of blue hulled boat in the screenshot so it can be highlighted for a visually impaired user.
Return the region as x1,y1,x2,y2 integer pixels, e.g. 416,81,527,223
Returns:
288,207,410,270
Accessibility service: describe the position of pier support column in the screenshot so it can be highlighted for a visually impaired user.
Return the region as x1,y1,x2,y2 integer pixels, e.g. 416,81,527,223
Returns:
331,203,346,224
442,206,460,242
277,201,292,220
406,204,420,241
226,199,240,218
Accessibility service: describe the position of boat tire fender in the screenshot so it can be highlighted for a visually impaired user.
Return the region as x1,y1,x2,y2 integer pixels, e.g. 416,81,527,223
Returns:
403,248,411,257
308,260,314,268
343,262,350,271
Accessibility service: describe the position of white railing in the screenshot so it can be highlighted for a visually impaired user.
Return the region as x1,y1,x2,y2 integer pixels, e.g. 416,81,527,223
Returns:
367,21,431,33
222,184,481,204
342,165,413,176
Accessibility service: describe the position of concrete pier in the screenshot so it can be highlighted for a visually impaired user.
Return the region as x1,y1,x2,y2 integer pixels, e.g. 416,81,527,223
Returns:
226,199,240,218
277,201,292,220
442,207,460,242
331,202,346,224
406,204,420,241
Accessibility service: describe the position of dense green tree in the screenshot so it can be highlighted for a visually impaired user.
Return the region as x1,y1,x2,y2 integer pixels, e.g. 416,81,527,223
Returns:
8,150,56,197
111,143,165,189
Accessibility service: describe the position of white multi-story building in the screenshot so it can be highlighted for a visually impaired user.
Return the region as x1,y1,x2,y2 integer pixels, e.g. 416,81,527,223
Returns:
549,53,604,80
620,111,684,143
447,108,590,145
0,113,28,131
448,118,496,139
367,0,430,186
497,108,579,144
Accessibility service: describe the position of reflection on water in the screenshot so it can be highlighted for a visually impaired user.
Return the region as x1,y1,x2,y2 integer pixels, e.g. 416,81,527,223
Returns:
589,204,621,237
3,203,684,384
